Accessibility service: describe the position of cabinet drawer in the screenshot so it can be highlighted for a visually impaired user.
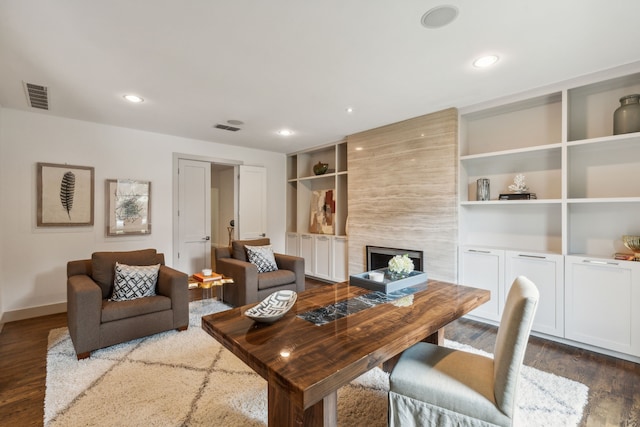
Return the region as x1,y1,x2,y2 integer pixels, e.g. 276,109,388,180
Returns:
459,247,505,322
506,251,564,337
565,256,640,356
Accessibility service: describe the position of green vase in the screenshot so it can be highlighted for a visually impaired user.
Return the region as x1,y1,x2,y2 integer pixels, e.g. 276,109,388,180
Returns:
313,162,329,175
613,94,640,135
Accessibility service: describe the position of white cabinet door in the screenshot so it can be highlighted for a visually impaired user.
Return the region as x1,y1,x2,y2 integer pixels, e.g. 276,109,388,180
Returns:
177,159,211,274
506,251,564,337
313,235,332,281
332,236,348,282
299,234,314,275
238,165,267,239
459,247,505,322
285,232,299,256
565,256,640,356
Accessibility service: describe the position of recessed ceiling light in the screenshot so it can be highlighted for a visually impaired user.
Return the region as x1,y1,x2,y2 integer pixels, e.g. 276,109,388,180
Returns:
227,119,244,126
421,5,459,29
346,107,354,113
473,55,499,68
123,94,144,103
277,129,294,136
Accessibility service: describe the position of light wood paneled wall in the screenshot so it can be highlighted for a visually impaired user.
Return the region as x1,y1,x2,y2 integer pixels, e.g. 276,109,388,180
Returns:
346,108,458,282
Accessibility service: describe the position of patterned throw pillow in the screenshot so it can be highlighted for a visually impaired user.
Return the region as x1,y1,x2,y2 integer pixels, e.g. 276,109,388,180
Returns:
110,262,160,301
245,245,279,273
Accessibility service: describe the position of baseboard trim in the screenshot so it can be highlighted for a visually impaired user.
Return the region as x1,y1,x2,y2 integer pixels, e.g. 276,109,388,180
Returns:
0,302,67,324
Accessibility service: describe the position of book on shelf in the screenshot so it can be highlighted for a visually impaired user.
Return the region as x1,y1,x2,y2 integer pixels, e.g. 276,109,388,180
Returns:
192,272,222,282
499,193,537,200
614,253,636,261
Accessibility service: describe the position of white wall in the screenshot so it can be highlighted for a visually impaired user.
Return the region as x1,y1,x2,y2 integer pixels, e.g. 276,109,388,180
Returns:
0,105,5,324
0,108,286,320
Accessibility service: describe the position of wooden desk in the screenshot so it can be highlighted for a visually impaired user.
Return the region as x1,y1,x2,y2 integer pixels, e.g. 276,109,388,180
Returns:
201,279,489,427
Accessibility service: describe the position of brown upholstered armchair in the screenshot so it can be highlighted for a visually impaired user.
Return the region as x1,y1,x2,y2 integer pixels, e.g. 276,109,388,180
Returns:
215,238,304,307
66,249,189,359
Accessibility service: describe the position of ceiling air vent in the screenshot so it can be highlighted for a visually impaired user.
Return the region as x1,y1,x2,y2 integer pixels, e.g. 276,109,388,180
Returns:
23,82,49,110
214,123,241,132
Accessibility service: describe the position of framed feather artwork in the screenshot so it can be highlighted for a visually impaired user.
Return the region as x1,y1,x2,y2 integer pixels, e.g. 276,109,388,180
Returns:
37,162,95,227
106,179,151,236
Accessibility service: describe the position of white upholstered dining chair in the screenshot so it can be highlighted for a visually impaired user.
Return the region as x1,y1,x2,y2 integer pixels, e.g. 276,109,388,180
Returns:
388,275,539,427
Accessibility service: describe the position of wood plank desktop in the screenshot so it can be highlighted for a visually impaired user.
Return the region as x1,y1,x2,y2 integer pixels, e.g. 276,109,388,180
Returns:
201,279,490,427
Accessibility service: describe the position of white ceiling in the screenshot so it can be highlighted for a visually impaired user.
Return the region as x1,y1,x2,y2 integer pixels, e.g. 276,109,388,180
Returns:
2,1,640,154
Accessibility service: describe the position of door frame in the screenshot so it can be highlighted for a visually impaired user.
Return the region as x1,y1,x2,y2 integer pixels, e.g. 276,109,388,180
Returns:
172,153,242,268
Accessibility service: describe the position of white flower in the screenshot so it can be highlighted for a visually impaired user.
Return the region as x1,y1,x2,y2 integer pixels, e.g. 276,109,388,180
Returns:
508,174,529,193
388,254,414,275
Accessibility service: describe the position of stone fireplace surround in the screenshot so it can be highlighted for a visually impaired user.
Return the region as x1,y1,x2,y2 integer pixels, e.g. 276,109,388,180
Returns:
346,108,458,282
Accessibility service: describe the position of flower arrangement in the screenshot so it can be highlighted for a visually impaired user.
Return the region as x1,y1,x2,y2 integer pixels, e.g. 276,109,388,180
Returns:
508,174,529,193
388,254,414,276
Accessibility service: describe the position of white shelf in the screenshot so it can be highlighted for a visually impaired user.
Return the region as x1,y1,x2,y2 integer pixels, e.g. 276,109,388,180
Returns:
461,199,562,206
566,131,640,147
460,142,562,162
567,197,640,204
460,63,640,256
287,140,348,236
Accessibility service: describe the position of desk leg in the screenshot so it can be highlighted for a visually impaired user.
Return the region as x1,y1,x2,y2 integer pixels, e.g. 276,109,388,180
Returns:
382,327,445,373
422,326,445,346
268,383,337,427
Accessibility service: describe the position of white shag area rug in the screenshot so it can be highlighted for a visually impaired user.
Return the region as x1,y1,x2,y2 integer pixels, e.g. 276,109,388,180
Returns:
45,300,588,426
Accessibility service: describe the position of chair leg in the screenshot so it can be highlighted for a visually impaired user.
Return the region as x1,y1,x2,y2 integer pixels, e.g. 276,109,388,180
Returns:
76,352,90,360
177,325,188,332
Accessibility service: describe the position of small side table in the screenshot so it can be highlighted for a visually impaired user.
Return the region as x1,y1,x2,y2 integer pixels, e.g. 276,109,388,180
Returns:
191,274,233,302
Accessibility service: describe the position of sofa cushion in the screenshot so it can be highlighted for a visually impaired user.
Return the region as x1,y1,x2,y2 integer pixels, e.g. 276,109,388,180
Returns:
245,244,279,273
258,269,296,290
110,262,160,301
232,238,270,262
92,249,160,299
101,295,172,323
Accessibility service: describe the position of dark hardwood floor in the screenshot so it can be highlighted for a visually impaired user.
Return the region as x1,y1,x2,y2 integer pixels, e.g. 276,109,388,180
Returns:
1,279,638,426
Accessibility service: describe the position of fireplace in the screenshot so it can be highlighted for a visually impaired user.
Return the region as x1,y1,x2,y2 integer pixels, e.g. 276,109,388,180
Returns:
366,246,424,272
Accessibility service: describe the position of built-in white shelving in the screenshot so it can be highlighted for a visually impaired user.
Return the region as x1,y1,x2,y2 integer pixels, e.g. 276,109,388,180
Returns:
459,64,640,258
458,62,640,361
286,140,348,282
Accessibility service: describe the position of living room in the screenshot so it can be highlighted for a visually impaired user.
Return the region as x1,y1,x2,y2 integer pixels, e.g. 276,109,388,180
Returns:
2,1,640,426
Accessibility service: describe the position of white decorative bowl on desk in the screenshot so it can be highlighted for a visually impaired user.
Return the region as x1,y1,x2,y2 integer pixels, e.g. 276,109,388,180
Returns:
244,290,298,323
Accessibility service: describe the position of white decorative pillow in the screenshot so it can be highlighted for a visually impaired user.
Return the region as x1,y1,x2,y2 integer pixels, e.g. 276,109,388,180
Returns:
245,245,279,273
110,262,160,301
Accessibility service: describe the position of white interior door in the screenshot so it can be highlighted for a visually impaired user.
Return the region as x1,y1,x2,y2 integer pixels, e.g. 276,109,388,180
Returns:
238,165,267,239
177,159,211,274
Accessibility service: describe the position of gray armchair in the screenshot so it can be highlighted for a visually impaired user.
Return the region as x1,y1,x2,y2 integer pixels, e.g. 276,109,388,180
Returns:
388,276,539,426
67,249,189,360
214,238,304,307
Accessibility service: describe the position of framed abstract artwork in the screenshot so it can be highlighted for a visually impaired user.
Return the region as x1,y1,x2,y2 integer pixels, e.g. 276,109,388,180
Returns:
37,162,95,227
106,179,151,236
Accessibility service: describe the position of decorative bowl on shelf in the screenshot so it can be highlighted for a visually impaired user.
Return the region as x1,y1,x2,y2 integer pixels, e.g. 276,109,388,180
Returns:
622,235,640,260
313,161,329,175
244,290,298,323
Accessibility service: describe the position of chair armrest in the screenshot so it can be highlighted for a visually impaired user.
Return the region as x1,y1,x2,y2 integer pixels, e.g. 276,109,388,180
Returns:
215,246,231,259
215,257,259,305
67,259,92,278
156,265,189,328
275,253,305,292
67,275,102,355
274,253,303,272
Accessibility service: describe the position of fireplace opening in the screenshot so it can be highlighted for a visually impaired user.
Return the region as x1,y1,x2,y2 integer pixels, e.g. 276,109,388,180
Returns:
366,246,424,272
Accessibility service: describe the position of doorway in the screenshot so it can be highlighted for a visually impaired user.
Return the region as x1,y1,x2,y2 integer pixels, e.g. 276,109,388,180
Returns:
211,163,236,252
172,154,268,275
172,154,239,274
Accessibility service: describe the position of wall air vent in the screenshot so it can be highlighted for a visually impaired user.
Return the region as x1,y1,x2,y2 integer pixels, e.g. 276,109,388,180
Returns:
214,123,241,132
23,82,49,110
